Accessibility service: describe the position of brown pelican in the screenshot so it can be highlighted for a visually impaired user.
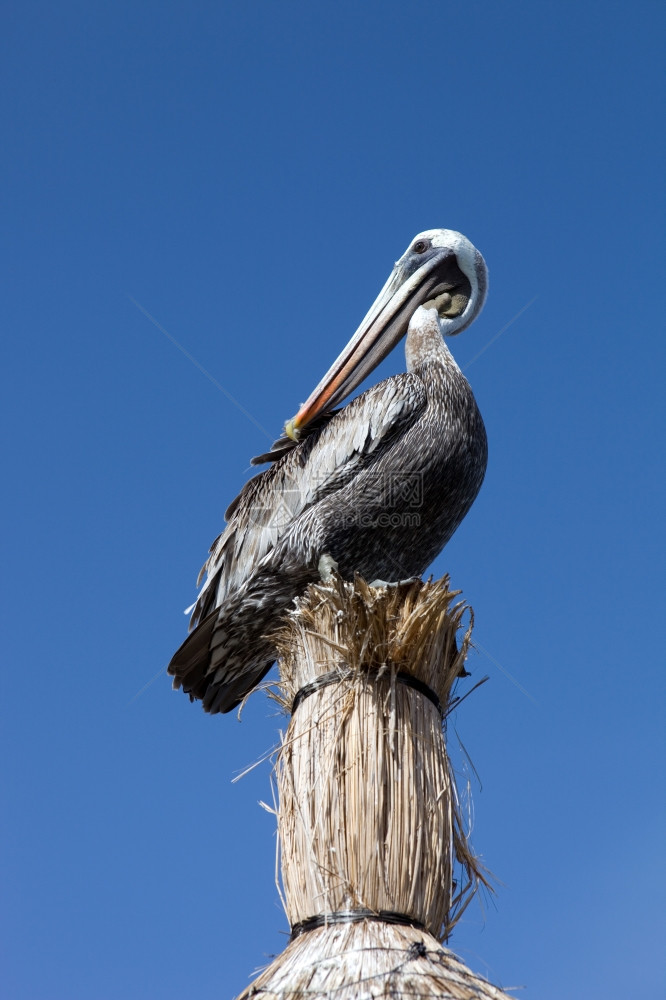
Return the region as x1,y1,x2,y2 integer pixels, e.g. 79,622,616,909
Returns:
168,229,488,714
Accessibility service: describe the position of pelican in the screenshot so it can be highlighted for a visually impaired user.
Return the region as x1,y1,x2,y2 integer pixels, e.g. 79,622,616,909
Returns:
168,229,488,714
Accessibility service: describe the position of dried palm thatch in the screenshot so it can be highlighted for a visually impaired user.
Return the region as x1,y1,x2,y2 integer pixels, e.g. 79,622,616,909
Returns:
236,574,510,1000
238,922,513,999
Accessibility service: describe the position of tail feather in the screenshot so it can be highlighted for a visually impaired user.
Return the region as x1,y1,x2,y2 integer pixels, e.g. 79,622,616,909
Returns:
167,564,315,715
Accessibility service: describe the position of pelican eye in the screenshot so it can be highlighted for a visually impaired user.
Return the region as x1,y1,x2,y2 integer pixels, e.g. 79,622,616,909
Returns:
412,239,429,254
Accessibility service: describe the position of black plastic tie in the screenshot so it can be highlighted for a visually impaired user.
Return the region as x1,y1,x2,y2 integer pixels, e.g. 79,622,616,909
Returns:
290,908,427,940
290,668,443,717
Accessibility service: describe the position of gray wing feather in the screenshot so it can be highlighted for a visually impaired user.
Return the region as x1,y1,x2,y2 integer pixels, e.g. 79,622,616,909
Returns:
189,372,426,627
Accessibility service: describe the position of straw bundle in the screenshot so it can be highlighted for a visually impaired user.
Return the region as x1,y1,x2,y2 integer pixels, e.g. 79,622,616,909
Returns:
235,574,510,1000
238,923,513,998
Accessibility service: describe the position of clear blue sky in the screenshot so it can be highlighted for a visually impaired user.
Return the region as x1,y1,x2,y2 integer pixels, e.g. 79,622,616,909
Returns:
1,2,664,997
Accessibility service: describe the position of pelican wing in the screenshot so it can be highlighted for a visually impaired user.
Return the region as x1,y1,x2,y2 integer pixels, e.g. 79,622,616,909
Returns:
249,407,343,467
189,372,427,626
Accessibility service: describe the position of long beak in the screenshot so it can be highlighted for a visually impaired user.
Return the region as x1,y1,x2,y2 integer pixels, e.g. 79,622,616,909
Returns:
285,249,456,440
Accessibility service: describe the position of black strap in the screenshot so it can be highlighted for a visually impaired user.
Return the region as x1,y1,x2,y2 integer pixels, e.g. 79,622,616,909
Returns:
291,667,443,718
290,670,345,714
290,908,427,940
397,672,444,717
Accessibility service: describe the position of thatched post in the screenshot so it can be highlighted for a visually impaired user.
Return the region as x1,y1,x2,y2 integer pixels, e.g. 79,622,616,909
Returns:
236,575,514,999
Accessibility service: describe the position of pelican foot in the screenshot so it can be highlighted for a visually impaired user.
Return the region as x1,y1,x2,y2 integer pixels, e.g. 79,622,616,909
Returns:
369,576,421,588
318,553,339,583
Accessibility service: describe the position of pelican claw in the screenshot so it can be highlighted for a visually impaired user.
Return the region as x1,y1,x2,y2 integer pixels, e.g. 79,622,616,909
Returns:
369,577,420,589
318,554,339,582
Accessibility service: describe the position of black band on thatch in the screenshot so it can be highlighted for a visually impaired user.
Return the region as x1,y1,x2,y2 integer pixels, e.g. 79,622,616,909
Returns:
396,672,444,716
291,669,443,717
290,908,427,940
290,670,345,713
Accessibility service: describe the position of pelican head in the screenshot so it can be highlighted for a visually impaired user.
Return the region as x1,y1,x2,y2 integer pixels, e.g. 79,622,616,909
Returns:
285,229,488,440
